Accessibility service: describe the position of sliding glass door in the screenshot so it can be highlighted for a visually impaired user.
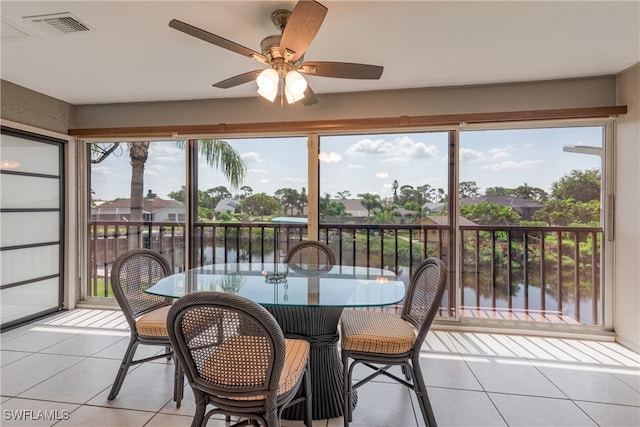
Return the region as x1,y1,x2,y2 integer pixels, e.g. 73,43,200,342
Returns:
1,126,65,329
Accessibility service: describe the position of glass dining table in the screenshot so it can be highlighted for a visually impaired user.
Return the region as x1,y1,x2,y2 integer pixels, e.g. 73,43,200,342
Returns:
145,262,406,420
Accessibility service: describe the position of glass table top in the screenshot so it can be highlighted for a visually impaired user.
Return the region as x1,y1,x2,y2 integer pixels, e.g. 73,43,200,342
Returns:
145,262,406,308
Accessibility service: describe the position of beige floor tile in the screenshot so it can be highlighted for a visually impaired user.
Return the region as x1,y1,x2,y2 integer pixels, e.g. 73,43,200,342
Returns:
86,362,179,412
1,350,31,367
536,364,640,406
347,381,420,427
144,412,194,427
428,387,507,426
55,405,154,427
576,401,640,426
39,331,126,357
419,353,483,391
0,330,76,353
464,356,565,398
19,357,122,404
490,393,597,426
1,353,84,397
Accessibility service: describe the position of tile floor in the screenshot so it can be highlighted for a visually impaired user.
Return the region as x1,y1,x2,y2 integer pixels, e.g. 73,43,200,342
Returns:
1,309,639,427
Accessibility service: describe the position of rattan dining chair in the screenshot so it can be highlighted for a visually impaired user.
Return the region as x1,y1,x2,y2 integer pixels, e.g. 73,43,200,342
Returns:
167,291,313,427
284,240,336,272
340,257,447,427
108,249,183,407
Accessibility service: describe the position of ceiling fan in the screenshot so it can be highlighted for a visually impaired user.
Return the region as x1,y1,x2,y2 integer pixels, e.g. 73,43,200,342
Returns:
169,0,383,106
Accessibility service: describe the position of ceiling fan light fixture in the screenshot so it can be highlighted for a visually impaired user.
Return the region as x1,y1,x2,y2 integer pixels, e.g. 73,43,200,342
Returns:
257,68,279,102
257,68,279,91
285,70,307,96
284,84,305,104
257,85,278,102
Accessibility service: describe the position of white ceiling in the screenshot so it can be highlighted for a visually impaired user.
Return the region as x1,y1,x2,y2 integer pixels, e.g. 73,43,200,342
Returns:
1,1,638,106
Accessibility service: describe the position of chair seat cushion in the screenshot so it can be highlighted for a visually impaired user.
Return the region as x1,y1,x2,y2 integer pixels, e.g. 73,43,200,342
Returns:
136,306,170,337
202,337,309,400
341,310,416,354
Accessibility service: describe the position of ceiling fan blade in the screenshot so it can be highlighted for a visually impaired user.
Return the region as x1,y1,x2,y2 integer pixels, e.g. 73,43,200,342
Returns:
279,1,328,62
169,19,268,64
302,85,318,106
213,70,263,89
300,61,384,79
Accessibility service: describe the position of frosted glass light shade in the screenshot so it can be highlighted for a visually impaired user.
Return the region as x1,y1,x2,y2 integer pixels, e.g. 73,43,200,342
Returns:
257,68,279,102
285,70,307,96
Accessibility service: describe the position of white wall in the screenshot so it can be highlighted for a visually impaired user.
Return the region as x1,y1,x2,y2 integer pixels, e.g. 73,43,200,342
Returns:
70,77,617,128
614,64,640,352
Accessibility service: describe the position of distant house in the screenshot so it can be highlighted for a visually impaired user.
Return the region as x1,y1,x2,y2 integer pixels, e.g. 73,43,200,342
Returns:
214,199,241,214
460,195,544,220
334,199,369,217
91,197,185,222
413,215,477,242
423,202,445,214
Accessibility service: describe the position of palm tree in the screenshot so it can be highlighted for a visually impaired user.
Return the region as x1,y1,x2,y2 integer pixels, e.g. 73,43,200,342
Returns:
120,139,246,221
392,179,399,202
357,193,382,218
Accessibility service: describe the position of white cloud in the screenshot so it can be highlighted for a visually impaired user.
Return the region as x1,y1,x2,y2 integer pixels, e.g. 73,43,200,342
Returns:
346,138,395,156
241,152,263,163
481,160,546,171
376,172,389,179
396,136,438,158
248,168,268,175
460,148,485,163
319,151,342,163
486,147,510,160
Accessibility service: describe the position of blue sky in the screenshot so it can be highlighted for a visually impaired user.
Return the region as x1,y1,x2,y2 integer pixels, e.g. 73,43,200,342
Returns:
91,126,603,202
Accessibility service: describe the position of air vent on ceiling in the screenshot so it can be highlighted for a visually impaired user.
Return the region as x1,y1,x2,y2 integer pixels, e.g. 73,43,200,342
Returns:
23,12,92,35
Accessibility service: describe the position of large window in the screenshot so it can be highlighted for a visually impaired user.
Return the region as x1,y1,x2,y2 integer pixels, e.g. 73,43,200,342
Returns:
459,126,605,324
84,122,610,327
193,136,308,265
88,140,186,298
318,131,454,315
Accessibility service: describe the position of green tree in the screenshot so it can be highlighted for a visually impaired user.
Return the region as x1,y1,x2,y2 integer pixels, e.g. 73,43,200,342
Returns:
533,169,601,226
357,193,382,218
240,185,253,199
113,139,246,221
460,202,520,225
336,190,351,199
275,188,300,216
296,187,308,215
167,186,186,202
485,186,511,196
513,183,547,202
373,204,400,224
459,181,481,199
243,193,279,220
551,169,600,203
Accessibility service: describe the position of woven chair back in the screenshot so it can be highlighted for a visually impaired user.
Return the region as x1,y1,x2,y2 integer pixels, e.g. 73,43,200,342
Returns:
111,249,172,330
284,241,336,271
167,292,286,399
401,257,447,349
